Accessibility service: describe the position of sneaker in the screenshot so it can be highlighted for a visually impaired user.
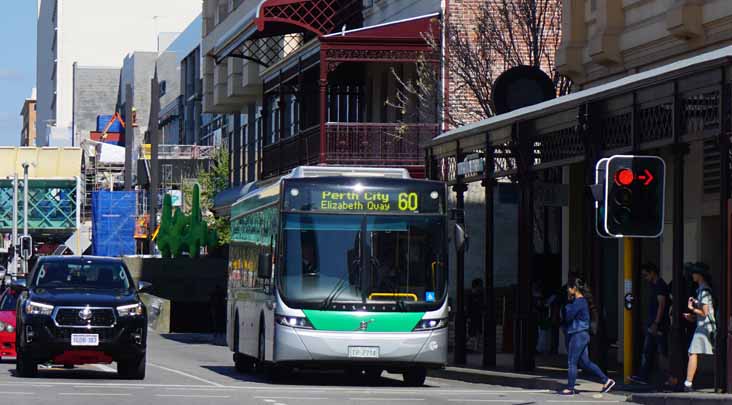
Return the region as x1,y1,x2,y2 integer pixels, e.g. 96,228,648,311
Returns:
683,384,694,393
628,375,649,385
602,379,616,393
559,388,578,396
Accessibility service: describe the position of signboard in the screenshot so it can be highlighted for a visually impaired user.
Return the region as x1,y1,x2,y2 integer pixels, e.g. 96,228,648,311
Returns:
457,155,485,176
168,190,182,207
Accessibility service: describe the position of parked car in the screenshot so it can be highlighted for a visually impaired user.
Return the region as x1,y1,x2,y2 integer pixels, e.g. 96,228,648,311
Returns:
14,256,151,378
0,288,17,360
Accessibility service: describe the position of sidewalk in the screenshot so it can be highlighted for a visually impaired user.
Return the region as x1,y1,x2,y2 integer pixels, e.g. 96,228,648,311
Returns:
429,352,732,404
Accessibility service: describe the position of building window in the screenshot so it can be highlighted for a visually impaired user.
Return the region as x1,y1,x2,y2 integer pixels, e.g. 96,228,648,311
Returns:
159,80,167,97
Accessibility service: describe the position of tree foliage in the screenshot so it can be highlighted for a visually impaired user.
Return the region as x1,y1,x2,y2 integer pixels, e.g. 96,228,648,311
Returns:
391,0,570,128
198,147,231,246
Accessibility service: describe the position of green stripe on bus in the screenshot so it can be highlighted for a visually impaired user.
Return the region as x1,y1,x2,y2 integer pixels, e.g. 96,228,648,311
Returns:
302,310,424,332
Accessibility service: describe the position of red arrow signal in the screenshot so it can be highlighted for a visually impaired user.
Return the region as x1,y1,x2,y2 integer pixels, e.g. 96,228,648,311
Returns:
642,169,654,186
637,169,654,186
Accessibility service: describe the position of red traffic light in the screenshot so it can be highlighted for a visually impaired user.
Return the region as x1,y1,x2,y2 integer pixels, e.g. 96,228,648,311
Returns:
614,169,635,186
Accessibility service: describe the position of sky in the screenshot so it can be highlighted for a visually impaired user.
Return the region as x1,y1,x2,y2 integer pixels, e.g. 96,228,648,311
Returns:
0,1,36,146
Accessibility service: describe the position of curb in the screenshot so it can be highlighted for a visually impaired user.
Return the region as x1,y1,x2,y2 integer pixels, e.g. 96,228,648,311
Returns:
428,367,567,391
629,393,732,405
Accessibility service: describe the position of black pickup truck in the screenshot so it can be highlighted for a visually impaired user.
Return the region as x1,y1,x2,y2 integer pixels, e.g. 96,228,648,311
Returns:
14,256,151,379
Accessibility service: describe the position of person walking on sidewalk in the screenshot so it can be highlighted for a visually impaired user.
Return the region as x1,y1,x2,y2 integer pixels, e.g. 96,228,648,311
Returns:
560,277,616,395
629,263,669,385
682,262,716,392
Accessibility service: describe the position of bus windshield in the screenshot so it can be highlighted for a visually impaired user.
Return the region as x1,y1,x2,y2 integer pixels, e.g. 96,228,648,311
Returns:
280,213,446,308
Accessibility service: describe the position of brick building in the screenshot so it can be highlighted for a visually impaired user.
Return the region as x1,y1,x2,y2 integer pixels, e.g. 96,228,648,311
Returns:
20,89,37,147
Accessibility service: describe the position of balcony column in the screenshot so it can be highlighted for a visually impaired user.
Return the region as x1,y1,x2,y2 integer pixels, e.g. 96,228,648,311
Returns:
319,50,328,164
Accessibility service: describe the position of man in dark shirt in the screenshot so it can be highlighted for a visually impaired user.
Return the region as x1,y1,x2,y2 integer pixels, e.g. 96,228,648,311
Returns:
630,263,669,385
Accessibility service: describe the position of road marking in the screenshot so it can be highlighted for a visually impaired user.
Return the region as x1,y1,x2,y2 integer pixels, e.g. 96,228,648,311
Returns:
349,399,425,402
447,401,531,403
74,385,146,390
164,387,239,392
157,394,232,399
59,393,132,397
254,397,328,401
0,392,35,395
546,401,620,404
148,362,224,387
94,364,117,373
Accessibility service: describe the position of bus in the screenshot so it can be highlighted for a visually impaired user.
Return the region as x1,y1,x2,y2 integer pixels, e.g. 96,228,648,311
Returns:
226,166,449,386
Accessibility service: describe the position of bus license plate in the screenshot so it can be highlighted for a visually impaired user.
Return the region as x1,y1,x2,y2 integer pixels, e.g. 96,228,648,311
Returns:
71,334,99,346
348,346,379,358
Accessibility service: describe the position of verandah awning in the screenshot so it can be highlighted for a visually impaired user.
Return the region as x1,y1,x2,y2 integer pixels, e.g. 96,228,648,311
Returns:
214,5,440,66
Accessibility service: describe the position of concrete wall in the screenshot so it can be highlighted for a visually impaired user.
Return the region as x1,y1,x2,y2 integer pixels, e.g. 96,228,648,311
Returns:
158,52,181,111
36,0,201,146
119,52,157,151
558,0,732,88
124,256,228,333
72,65,121,145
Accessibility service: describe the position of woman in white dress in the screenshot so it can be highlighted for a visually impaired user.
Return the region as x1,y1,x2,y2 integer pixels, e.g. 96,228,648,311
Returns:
682,263,716,392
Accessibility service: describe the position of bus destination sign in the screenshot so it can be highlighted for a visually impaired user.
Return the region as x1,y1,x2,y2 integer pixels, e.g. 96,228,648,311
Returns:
284,180,444,214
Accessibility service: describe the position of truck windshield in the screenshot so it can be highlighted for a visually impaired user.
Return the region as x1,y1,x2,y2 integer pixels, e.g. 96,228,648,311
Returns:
280,213,446,308
32,262,132,290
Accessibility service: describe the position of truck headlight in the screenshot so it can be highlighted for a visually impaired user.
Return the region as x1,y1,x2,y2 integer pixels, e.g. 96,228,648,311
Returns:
0,321,5,332
413,318,447,331
117,303,144,317
25,301,54,316
275,315,313,329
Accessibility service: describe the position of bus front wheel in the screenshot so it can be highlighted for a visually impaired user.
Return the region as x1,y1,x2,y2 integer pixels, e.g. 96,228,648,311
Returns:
403,367,427,387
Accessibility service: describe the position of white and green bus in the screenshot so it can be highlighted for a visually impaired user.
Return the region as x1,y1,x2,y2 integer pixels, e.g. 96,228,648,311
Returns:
226,166,449,385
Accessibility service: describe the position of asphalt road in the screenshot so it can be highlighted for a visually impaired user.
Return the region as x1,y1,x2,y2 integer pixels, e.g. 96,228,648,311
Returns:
0,332,632,404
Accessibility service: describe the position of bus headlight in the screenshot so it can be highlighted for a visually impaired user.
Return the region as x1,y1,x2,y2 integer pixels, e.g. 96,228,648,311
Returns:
275,315,313,329
413,318,447,331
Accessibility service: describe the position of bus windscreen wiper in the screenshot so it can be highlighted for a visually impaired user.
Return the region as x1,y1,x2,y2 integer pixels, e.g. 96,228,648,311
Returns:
319,259,358,310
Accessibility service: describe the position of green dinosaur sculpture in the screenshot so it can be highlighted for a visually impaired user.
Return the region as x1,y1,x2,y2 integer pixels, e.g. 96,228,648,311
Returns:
156,184,217,259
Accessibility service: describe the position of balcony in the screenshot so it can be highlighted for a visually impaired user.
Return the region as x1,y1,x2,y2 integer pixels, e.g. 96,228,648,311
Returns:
262,122,439,178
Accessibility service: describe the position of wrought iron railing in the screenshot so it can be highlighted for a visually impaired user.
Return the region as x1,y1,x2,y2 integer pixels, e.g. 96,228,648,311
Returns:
325,122,438,165
261,122,439,178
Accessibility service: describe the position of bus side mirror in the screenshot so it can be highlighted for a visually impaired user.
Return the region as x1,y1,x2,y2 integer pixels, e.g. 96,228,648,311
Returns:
258,252,273,280
454,224,468,253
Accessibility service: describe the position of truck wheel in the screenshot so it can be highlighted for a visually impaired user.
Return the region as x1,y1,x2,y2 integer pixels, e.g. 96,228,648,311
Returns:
118,353,146,380
403,367,426,387
16,351,38,378
234,352,254,373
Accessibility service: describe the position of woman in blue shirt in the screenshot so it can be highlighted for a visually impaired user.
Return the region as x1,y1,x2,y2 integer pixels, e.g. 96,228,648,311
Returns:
560,278,616,395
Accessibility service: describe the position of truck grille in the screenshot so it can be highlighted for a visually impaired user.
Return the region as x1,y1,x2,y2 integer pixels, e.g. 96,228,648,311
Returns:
53,308,116,328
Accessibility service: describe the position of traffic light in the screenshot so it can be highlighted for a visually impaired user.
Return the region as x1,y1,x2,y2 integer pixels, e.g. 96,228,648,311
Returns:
601,155,666,238
19,235,33,260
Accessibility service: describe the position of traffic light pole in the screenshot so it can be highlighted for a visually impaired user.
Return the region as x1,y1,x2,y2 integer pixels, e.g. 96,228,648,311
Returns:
22,163,29,276
623,238,634,383
11,174,18,277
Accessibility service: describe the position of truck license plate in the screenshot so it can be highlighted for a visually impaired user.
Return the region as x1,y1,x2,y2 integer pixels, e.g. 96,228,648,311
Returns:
71,334,99,346
348,346,379,358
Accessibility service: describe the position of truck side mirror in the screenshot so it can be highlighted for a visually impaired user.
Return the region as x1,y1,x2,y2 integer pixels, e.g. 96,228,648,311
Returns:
138,281,153,292
454,224,468,253
258,252,273,280
10,278,27,292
